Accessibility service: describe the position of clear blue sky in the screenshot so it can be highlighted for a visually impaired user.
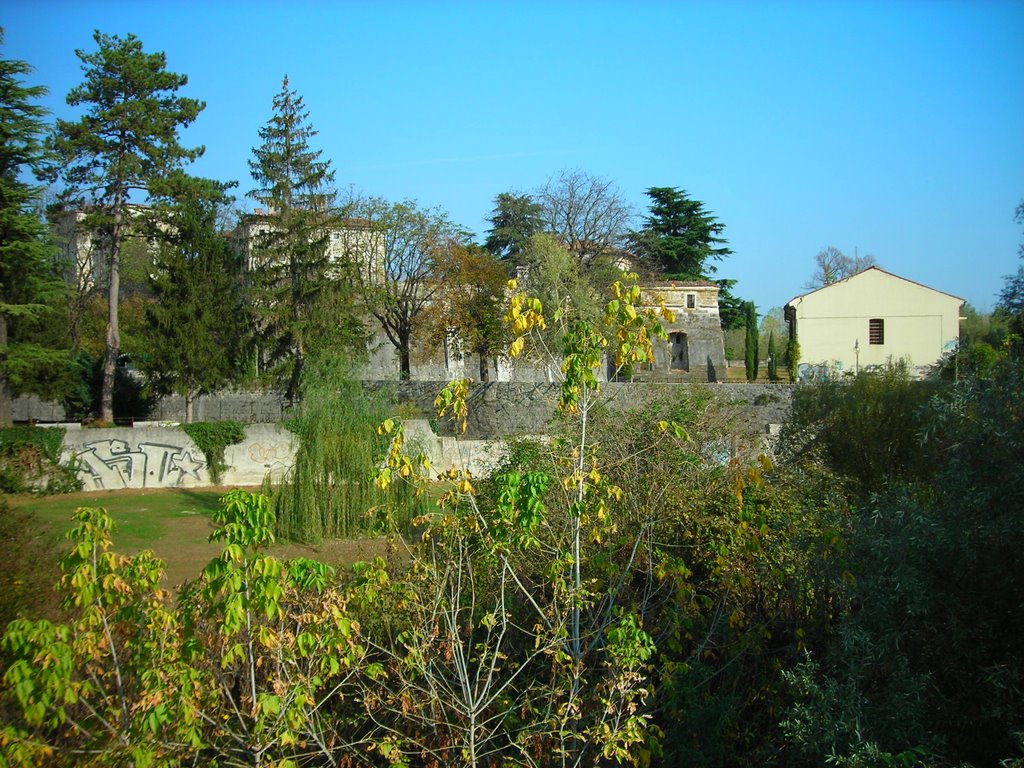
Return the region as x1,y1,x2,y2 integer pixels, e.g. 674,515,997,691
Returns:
4,0,1023,315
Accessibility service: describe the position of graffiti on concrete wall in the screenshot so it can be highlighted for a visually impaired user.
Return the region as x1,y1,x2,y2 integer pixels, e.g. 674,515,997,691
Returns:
246,440,292,472
70,438,207,491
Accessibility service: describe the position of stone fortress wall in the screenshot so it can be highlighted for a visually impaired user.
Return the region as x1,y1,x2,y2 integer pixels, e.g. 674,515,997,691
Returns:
21,382,793,492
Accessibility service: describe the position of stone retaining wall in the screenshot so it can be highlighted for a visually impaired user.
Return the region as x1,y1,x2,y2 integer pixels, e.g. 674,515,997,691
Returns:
377,381,794,438
19,381,794,439
59,420,504,493
35,381,794,493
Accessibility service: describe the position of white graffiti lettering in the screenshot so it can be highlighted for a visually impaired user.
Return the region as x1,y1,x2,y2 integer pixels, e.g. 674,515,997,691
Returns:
71,439,208,491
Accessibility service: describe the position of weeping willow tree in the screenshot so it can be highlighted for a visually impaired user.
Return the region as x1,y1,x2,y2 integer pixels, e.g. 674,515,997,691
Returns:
265,356,418,541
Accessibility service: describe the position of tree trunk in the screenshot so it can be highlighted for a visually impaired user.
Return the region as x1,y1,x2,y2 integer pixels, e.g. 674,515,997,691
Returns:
0,314,10,428
184,391,194,424
478,347,489,382
399,330,411,381
101,205,124,424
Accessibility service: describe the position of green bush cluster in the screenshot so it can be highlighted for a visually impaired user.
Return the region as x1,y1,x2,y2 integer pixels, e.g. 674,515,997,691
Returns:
180,420,246,485
3,318,1022,766
0,426,79,494
775,357,1024,766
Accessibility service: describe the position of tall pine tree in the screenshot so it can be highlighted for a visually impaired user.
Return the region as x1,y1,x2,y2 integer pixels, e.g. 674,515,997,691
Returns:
0,33,69,426
630,187,745,328
141,175,244,422
50,31,204,423
630,187,732,278
248,76,360,399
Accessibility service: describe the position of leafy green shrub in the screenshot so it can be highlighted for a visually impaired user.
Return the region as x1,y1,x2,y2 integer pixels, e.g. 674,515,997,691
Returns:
777,362,938,491
181,421,246,484
0,426,80,494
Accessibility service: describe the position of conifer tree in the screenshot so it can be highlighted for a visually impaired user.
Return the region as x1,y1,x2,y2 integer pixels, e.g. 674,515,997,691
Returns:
630,186,745,327
141,176,244,422
630,187,732,279
0,33,69,426
483,191,543,262
50,31,204,423
247,76,360,399
745,301,759,381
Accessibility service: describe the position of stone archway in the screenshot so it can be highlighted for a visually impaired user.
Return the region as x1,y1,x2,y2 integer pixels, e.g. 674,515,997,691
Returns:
671,332,690,371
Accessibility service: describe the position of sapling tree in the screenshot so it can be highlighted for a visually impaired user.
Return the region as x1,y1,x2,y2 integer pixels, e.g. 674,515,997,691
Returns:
179,489,367,767
1,493,369,767
360,272,675,765
2,506,189,765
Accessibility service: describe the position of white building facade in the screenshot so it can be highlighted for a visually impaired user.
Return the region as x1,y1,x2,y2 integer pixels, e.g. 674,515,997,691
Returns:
785,267,963,378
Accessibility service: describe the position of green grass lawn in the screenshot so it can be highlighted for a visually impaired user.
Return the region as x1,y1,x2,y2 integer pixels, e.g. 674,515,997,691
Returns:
12,488,225,552
6,488,393,590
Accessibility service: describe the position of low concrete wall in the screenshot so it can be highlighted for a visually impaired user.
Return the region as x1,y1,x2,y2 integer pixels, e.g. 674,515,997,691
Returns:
60,420,503,493
221,423,296,486
62,425,216,492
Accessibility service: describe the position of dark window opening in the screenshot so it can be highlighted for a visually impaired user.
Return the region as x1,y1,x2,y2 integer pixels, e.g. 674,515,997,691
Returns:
869,318,884,345
671,332,689,370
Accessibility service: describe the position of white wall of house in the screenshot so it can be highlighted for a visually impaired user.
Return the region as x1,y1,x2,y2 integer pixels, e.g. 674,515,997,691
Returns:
786,267,962,376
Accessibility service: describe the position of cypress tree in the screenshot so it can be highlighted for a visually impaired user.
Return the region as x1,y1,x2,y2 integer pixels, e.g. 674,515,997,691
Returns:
744,301,759,381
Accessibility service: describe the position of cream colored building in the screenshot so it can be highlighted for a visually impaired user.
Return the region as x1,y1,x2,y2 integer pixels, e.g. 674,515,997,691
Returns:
785,267,962,378
237,210,383,281
51,205,169,295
